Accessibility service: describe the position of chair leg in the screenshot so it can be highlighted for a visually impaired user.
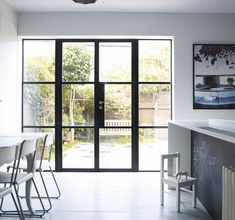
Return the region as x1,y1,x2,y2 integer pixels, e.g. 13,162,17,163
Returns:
49,166,61,199
18,168,61,200
160,181,164,206
18,173,53,213
39,171,52,212
0,191,25,220
0,197,4,213
13,185,25,218
10,192,25,220
32,179,46,216
5,180,46,218
0,182,12,213
0,183,7,212
193,184,196,208
0,184,23,218
176,186,180,212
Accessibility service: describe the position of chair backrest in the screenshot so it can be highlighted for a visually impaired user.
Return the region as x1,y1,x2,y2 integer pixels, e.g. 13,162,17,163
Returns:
0,145,18,167
16,139,37,175
0,145,19,185
20,139,37,157
160,152,180,178
37,133,54,169
45,133,54,148
44,133,54,162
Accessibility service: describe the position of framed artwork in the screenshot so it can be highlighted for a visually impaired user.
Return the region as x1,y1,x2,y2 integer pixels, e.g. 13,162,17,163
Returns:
193,44,235,109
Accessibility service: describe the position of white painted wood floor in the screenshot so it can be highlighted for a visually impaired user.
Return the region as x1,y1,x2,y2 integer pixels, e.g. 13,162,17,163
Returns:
2,172,212,220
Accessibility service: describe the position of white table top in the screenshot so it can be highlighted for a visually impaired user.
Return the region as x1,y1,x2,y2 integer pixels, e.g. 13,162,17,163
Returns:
0,133,47,148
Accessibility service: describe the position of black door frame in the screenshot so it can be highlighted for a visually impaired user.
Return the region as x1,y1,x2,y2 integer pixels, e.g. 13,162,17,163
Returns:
55,39,138,172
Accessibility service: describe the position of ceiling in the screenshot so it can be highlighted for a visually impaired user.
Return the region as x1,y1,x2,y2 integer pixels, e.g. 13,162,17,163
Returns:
4,0,235,13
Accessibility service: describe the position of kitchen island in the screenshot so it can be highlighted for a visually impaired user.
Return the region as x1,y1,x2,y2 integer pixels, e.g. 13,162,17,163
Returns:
168,119,235,220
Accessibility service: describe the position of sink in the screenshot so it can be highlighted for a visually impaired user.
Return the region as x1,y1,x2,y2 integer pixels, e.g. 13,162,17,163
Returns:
199,126,235,137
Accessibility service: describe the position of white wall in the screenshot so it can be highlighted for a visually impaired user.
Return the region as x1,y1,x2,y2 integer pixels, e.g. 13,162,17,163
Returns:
17,12,235,120
0,1,19,132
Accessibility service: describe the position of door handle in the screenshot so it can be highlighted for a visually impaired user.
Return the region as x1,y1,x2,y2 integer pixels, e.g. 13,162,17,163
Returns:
99,101,104,110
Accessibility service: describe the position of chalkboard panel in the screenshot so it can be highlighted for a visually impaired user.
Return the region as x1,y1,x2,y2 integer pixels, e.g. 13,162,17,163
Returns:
192,131,235,220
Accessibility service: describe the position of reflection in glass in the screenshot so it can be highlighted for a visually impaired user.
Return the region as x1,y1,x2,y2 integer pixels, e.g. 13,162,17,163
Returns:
139,40,171,82
23,84,55,126
105,84,131,125
62,42,94,82
99,42,131,82
62,128,94,168
139,128,168,170
24,40,55,82
62,84,94,126
99,129,131,168
139,84,171,126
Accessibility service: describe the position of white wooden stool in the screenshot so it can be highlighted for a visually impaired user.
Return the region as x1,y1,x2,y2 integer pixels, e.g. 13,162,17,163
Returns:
160,152,197,212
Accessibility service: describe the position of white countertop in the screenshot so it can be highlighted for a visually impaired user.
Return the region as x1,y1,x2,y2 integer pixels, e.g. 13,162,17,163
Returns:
169,119,235,144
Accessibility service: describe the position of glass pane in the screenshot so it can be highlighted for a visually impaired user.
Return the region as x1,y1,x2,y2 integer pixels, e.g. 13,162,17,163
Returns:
99,42,131,82
139,84,171,126
23,40,55,82
139,40,171,82
99,129,131,169
62,84,94,126
23,84,55,126
139,128,168,170
23,128,55,169
105,84,131,125
62,42,94,82
62,128,94,168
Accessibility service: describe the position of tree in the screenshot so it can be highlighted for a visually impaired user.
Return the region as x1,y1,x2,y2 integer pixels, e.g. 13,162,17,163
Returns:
138,41,171,109
139,41,170,82
24,56,55,126
194,45,235,66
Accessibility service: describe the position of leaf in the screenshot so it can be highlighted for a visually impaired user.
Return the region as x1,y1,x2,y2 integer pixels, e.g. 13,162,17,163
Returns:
194,54,202,62
211,57,217,65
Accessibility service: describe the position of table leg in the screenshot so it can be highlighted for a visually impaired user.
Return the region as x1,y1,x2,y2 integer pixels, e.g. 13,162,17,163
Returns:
25,179,35,214
25,153,36,214
176,186,180,212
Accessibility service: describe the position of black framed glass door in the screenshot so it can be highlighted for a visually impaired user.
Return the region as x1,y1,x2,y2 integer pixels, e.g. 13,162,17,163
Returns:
60,40,134,170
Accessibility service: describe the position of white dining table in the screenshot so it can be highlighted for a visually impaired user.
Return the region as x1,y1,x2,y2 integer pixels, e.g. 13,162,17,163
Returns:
0,132,47,215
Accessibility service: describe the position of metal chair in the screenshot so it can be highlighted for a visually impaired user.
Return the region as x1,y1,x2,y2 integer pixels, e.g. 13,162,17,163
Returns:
14,133,60,212
37,133,61,200
0,144,24,219
160,152,196,212
0,139,46,218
